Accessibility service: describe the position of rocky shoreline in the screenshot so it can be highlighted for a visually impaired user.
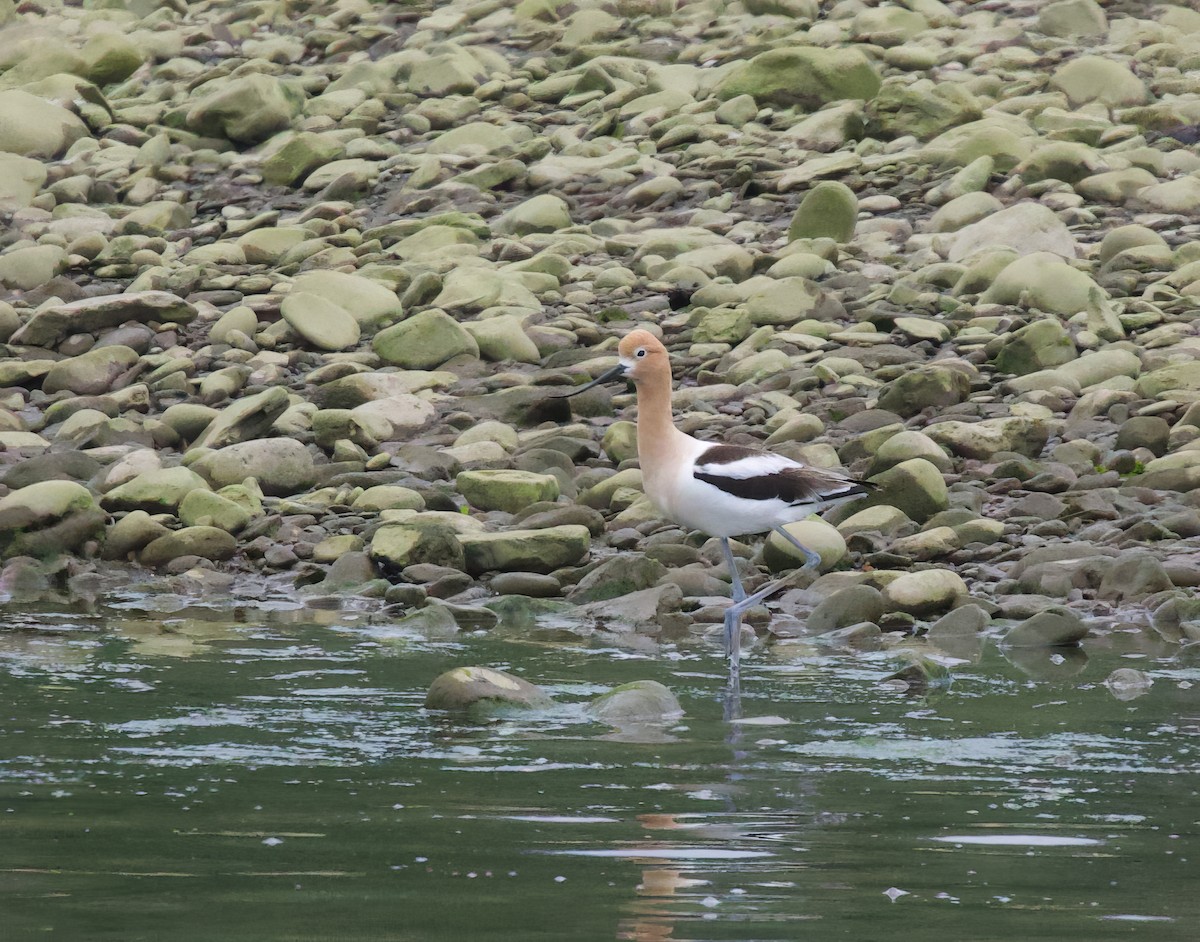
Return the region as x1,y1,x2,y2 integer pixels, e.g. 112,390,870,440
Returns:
2,0,1200,680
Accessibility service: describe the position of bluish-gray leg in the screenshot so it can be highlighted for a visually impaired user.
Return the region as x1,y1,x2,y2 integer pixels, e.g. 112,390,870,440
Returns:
721,536,746,602
721,537,744,673
722,527,823,670
771,525,823,572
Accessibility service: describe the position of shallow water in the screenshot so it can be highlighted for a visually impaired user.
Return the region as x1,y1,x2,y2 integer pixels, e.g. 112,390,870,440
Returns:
2,599,1197,941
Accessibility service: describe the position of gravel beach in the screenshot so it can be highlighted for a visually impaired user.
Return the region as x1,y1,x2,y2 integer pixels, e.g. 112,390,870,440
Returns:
2,0,1199,687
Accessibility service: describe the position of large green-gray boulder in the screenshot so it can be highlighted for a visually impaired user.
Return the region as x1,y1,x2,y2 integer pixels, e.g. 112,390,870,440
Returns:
866,458,948,523
81,31,145,85
0,245,68,291
0,480,103,559
178,489,252,533
373,309,479,369
925,417,1051,460
1037,0,1107,37
370,521,467,572
0,89,90,158
881,569,968,617
463,314,541,363
261,131,345,186
281,292,361,352
457,470,559,513
290,270,402,327
787,181,858,243
1003,608,1089,647
186,73,304,144
868,78,981,140
992,318,1076,375
43,345,140,395
101,466,210,513
981,254,1099,316
763,519,846,572
458,525,590,575
876,365,971,417
716,46,881,109
193,387,291,449
0,152,47,211
1049,55,1146,107
191,438,316,495
139,526,238,567
493,194,571,236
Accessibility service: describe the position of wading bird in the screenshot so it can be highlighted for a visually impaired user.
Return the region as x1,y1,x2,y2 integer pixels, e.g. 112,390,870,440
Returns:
564,329,872,673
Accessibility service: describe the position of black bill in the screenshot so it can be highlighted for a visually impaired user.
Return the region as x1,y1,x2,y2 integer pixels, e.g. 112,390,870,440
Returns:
557,362,628,397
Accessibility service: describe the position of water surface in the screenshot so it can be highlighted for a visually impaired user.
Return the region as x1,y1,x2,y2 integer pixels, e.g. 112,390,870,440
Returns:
2,598,1197,940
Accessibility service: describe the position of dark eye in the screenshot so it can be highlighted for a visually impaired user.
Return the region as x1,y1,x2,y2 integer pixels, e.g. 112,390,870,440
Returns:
635,348,647,358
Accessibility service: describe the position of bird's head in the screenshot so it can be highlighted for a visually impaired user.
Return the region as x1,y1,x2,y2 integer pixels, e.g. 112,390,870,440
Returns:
616,328,668,384
559,328,668,397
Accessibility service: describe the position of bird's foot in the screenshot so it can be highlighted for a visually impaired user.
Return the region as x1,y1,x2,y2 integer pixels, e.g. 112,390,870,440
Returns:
723,607,742,676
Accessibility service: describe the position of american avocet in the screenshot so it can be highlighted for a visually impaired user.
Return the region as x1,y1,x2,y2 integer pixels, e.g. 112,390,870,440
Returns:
565,329,872,672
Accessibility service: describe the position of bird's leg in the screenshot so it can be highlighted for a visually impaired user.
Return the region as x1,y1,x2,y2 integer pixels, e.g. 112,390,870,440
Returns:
722,527,824,667
771,524,824,573
721,537,745,673
720,536,747,602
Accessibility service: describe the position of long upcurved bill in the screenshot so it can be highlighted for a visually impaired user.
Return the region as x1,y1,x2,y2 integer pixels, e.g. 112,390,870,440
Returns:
557,362,629,397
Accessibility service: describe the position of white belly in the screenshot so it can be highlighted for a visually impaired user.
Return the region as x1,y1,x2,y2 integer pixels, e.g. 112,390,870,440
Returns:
643,450,801,539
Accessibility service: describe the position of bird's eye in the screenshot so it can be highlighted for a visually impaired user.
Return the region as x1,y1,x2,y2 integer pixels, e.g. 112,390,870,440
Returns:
635,348,647,358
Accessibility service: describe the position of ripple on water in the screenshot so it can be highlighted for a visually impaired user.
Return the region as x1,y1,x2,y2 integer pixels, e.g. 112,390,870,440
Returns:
930,834,1103,847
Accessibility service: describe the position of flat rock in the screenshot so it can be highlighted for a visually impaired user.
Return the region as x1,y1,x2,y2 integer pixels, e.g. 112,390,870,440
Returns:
10,291,197,348
43,345,140,395
101,466,209,513
191,438,316,496
281,292,361,352
457,469,559,513
458,524,590,575
139,526,238,567
291,270,402,328
576,583,684,630
944,202,1076,262
193,387,291,449
0,89,90,159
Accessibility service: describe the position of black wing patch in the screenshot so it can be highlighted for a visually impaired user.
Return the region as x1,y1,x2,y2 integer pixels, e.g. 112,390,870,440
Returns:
694,443,874,506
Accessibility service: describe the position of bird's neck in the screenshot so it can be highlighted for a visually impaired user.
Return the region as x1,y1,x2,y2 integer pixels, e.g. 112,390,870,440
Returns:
634,371,680,474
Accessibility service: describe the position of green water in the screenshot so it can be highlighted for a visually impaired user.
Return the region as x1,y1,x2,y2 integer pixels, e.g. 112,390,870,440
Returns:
2,597,1197,941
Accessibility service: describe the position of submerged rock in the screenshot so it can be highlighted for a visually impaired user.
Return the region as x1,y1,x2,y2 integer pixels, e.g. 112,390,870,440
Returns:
425,666,550,712
587,680,683,726
1002,609,1089,648
1104,668,1153,702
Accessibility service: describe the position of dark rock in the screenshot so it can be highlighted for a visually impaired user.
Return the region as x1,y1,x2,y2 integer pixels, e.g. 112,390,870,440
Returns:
807,584,885,632
1097,551,1172,601
1002,608,1089,647
490,571,561,597
566,554,667,603
2,452,102,489
1115,416,1169,456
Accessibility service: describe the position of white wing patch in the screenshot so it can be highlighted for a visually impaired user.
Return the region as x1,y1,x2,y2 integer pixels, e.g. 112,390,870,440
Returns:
693,453,799,480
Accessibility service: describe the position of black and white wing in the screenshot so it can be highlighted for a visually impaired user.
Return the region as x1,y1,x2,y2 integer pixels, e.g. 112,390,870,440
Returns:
692,443,873,507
